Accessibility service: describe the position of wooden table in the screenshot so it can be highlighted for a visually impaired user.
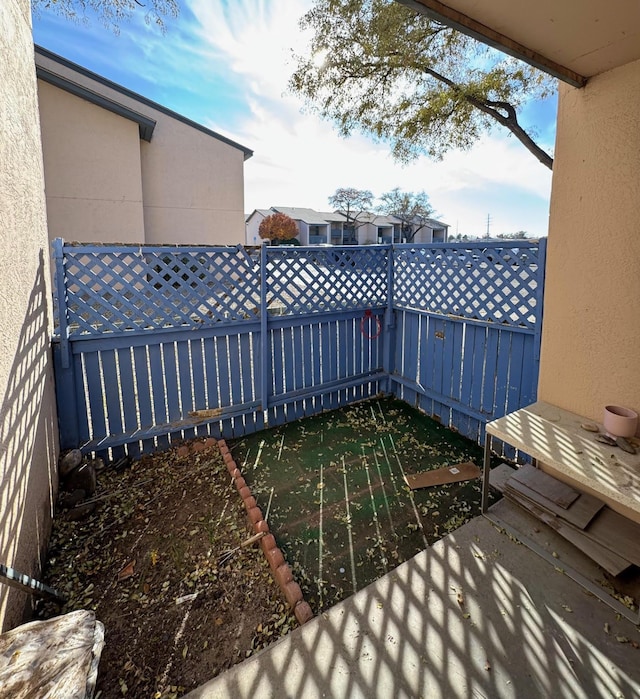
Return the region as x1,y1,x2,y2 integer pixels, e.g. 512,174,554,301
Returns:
482,401,640,522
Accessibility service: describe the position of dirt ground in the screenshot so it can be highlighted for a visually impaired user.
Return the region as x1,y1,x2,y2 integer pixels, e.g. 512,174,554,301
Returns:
39,445,296,699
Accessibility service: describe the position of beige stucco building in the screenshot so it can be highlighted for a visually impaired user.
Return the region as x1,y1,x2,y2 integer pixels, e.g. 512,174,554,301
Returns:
36,46,252,246
0,0,58,632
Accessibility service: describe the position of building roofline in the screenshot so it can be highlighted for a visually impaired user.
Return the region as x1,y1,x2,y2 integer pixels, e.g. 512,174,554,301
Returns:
34,45,253,159
36,66,157,142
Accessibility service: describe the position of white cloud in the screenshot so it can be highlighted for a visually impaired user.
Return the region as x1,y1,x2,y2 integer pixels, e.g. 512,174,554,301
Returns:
187,0,553,238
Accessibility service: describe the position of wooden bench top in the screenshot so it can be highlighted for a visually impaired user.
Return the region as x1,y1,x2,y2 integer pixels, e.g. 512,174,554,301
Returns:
486,401,640,520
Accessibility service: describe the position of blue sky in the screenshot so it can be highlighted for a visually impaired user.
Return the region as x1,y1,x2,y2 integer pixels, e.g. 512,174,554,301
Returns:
33,0,557,238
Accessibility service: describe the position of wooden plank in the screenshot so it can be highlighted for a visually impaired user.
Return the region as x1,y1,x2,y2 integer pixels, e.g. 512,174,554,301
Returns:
504,491,632,577
505,479,603,530
489,463,517,492
587,508,640,567
511,464,580,509
405,461,480,489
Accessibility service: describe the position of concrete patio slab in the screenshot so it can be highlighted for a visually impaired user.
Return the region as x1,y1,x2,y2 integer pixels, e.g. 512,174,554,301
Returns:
186,509,640,699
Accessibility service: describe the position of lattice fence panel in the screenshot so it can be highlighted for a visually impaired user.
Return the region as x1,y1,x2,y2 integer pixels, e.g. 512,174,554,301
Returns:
393,244,542,328
58,244,261,335
266,246,388,315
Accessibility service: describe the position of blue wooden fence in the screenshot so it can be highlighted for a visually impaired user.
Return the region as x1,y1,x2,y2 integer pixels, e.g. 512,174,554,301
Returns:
51,238,545,459
390,241,546,447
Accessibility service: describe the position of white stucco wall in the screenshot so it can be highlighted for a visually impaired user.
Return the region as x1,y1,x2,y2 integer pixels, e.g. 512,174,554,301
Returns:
0,0,58,631
539,58,640,427
37,81,145,243
246,211,266,245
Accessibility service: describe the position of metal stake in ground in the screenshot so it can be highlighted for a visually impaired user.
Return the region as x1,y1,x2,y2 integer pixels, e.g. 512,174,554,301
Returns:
0,564,66,604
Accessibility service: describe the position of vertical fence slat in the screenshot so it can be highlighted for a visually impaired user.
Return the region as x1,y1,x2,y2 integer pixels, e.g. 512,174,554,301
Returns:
520,335,536,408
301,324,314,416
203,337,219,411
177,340,196,440
52,341,80,450
161,342,181,423
251,331,265,432
215,335,232,438
83,352,107,446
237,333,254,434
117,347,141,459
328,321,339,410
481,327,500,417
271,328,286,426
149,344,169,450
100,348,124,459
133,346,154,453
292,326,304,420
493,330,512,419
506,332,526,415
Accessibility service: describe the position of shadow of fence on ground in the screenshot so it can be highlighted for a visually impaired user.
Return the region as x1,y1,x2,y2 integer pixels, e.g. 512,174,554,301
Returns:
188,516,639,699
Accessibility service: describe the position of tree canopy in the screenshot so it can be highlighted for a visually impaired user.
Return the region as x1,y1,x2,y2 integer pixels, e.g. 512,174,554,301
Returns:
258,212,299,243
378,188,434,241
496,231,528,239
328,187,373,228
290,0,555,169
32,0,179,32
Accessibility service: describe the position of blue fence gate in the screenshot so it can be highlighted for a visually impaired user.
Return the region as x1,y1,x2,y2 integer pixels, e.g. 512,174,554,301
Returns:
51,239,546,460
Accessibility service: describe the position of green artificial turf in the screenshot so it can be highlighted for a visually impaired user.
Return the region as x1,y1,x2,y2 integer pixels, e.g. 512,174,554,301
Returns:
232,397,497,613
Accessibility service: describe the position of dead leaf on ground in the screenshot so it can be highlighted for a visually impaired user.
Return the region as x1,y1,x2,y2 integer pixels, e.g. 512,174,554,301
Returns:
117,559,136,580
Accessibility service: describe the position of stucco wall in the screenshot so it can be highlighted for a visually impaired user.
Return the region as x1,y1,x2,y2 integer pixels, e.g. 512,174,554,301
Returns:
0,0,58,631
38,81,145,243
538,58,640,427
141,118,246,245
35,50,248,246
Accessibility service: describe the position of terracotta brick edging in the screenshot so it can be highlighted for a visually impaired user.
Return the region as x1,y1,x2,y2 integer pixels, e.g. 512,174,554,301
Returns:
217,439,314,626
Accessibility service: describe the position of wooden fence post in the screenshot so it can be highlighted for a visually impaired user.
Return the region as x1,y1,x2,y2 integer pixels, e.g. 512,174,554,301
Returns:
260,243,269,424
382,244,396,392
51,238,80,450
